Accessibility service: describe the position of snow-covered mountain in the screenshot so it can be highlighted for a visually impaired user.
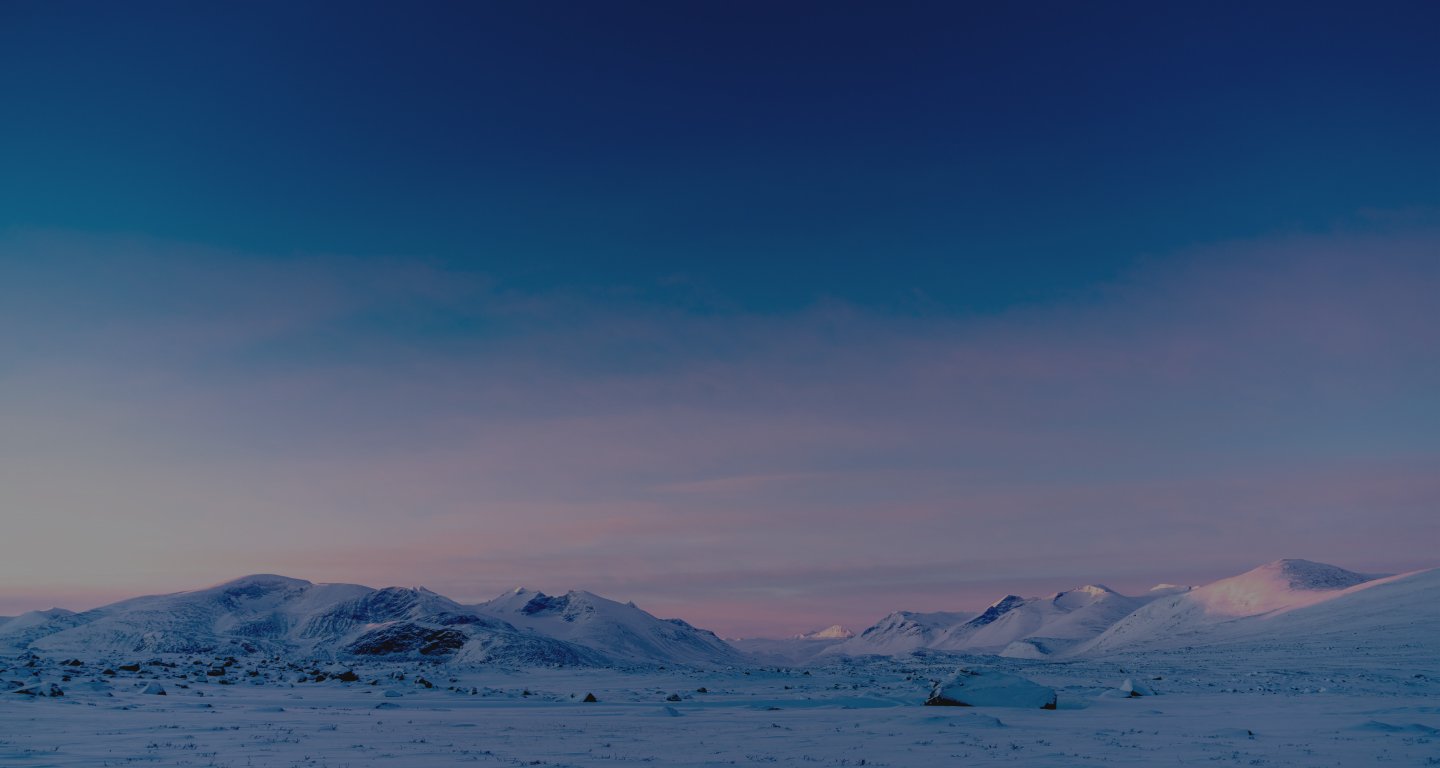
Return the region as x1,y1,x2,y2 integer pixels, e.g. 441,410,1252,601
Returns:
830,584,1154,658
829,609,976,656
2,575,734,667
797,624,854,640
1076,559,1390,655
1178,566,1440,665
3,560,1427,668
476,588,744,666
729,624,856,664
20,575,364,655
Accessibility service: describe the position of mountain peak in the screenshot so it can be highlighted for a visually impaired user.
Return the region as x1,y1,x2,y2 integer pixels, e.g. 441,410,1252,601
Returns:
969,595,1029,627
210,574,312,592
1252,559,1374,591
798,624,854,640
1051,584,1121,610
1181,559,1380,619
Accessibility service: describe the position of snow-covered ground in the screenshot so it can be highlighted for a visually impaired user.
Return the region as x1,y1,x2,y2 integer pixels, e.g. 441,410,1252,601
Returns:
3,650,1437,766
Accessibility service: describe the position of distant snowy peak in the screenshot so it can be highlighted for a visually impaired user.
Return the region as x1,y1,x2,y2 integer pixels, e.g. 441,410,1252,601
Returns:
858,610,974,639
797,624,854,640
1051,585,1121,611
1193,559,1378,617
835,583,1157,658
0,607,83,648
1263,559,1376,590
825,609,972,657
1062,584,1117,598
478,587,743,666
490,588,610,621
209,573,314,592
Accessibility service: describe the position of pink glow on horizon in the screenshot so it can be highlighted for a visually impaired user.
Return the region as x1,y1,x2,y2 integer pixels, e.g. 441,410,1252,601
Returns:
1,225,1438,635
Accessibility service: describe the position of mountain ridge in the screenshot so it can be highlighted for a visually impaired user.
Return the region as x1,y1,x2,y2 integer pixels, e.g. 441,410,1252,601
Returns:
2,560,1428,667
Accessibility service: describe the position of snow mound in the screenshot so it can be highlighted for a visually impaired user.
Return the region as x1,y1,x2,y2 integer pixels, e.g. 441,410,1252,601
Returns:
925,668,1057,709
1118,678,1155,697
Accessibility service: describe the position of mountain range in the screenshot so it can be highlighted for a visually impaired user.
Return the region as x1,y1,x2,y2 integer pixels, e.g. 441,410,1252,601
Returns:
0,575,734,668
2,560,1433,667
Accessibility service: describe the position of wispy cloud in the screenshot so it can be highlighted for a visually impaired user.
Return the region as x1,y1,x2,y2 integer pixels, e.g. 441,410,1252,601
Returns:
1,221,1437,634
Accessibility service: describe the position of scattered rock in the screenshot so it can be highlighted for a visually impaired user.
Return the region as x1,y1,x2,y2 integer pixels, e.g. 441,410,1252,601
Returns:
344,624,468,657
12,683,65,698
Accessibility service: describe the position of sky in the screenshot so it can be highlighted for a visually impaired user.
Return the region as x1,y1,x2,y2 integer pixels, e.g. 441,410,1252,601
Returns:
1,1,1438,637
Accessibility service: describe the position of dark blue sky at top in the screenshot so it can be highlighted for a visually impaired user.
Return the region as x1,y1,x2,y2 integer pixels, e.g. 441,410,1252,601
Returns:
2,1,1438,314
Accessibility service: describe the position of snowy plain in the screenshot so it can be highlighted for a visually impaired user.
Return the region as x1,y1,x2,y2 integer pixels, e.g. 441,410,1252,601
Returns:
4,655,1438,767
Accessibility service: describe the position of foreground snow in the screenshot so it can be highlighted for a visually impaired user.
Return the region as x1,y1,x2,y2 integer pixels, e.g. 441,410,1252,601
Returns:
3,646,1437,767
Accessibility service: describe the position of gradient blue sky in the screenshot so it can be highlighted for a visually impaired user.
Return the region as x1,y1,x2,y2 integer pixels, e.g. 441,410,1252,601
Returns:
1,1,1437,635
